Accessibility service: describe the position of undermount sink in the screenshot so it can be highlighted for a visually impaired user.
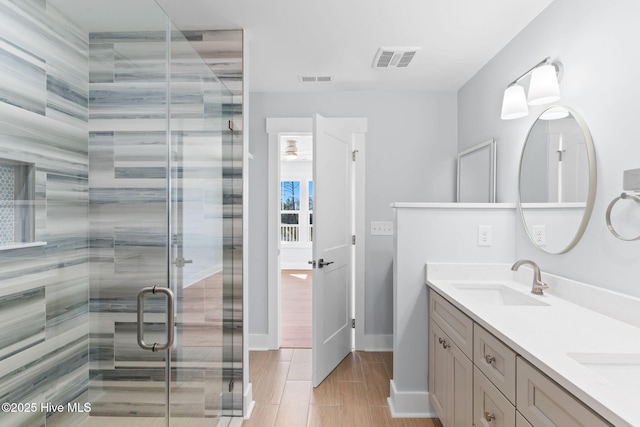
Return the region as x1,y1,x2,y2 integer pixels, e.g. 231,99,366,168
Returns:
568,353,640,396
451,283,550,306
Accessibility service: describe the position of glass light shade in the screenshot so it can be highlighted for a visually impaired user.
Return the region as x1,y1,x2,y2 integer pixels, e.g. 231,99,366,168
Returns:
501,84,529,120
527,64,560,105
284,140,298,160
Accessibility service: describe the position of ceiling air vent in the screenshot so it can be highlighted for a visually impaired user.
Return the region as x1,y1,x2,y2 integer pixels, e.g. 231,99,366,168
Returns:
298,75,334,83
373,47,420,68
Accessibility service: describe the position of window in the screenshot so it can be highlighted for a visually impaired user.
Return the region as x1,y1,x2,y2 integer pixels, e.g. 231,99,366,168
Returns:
281,181,300,242
280,179,313,244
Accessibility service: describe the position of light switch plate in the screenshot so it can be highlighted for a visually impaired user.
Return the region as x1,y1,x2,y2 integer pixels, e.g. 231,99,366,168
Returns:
371,221,393,235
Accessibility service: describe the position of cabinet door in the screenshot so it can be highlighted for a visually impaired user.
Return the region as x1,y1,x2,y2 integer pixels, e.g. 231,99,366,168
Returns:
429,319,473,427
429,320,450,425
516,357,612,427
449,336,473,427
474,367,515,427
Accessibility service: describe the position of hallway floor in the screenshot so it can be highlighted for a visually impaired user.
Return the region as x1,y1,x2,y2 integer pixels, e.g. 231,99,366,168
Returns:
281,270,312,348
244,348,442,427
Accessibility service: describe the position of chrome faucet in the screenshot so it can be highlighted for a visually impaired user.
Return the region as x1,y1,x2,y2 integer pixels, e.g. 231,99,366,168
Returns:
511,259,549,295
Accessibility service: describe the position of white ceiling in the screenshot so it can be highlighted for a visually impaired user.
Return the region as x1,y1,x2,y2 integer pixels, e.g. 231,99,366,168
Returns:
155,0,555,93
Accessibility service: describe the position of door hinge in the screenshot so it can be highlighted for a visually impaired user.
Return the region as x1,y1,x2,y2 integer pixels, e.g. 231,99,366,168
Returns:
352,235,356,245
352,149,359,161
352,319,356,328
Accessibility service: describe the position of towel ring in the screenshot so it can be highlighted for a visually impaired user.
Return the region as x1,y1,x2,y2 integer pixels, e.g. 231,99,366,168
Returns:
605,192,640,241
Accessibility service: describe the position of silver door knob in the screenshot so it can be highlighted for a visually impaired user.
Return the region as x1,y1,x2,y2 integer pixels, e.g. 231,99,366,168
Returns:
318,258,334,268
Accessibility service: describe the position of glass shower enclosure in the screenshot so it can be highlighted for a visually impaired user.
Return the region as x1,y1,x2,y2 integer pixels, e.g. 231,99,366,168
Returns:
0,0,242,425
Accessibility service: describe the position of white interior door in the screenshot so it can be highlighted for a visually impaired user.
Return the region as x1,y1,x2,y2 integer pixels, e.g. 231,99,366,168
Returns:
312,114,354,387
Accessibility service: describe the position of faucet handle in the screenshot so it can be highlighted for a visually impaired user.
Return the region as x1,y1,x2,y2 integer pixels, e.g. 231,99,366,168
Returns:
532,279,549,295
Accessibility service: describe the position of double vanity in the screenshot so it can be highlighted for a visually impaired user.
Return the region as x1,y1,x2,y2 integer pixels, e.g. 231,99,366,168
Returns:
390,105,638,425
426,262,640,427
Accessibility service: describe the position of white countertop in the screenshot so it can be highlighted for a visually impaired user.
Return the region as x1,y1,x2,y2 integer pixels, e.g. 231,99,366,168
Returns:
425,263,640,427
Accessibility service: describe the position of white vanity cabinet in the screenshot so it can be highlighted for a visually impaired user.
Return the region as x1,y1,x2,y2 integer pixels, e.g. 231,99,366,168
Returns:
428,289,615,427
429,291,473,427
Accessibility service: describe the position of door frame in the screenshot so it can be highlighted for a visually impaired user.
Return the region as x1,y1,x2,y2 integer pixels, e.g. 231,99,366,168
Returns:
265,117,366,350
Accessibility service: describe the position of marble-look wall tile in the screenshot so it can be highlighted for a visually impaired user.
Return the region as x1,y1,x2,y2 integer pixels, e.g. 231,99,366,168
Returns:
0,333,88,426
0,287,45,360
0,1,90,425
89,44,114,84
0,36,46,114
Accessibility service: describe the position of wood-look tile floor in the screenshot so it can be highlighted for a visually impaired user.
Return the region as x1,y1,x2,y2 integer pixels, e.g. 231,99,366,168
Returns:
281,270,312,348
244,349,443,427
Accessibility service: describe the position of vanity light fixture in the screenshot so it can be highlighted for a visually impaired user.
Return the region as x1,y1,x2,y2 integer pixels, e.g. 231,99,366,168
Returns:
284,139,298,160
500,57,563,120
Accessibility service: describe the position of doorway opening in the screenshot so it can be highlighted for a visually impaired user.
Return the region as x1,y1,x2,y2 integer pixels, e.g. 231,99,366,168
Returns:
264,117,367,385
279,133,314,348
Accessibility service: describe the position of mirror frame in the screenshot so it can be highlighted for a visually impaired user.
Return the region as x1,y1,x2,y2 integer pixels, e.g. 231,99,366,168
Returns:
457,138,496,203
518,105,597,254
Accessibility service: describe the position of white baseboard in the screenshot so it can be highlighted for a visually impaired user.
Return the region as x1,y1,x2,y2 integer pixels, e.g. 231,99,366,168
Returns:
249,333,276,350
387,380,436,418
364,334,393,351
243,382,255,419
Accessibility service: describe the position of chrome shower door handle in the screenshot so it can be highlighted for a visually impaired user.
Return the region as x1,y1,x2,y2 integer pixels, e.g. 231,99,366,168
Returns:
137,286,175,352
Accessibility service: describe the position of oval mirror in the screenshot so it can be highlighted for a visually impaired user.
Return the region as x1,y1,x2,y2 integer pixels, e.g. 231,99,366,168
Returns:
518,106,597,254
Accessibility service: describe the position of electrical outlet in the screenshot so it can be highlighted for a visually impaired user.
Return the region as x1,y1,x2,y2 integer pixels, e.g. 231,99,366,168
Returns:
532,225,546,246
371,221,393,235
477,225,492,246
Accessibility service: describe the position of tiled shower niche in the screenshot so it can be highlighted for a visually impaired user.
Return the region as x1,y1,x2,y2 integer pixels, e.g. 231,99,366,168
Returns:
0,159,35,247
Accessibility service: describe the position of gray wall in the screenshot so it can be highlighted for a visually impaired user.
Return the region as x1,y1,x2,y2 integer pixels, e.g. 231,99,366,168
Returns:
249,91,457,337
458,0,640,296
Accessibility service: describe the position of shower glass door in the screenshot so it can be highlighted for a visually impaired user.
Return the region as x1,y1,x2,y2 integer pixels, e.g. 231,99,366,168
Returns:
168,24,227,424
79,0,228,424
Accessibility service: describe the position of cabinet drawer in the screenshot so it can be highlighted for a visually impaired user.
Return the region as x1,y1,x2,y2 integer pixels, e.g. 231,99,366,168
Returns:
516,357,613,427
430,290,473,358
474,324,516,404
474,367,515,427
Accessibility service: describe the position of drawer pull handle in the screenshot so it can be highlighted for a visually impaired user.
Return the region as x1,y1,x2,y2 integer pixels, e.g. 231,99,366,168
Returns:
484,412,496,422
438,337,444,344
442,340,450,349
485,354,496,365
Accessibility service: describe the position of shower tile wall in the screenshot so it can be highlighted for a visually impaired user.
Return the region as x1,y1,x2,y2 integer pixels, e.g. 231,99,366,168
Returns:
0,1,90,427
